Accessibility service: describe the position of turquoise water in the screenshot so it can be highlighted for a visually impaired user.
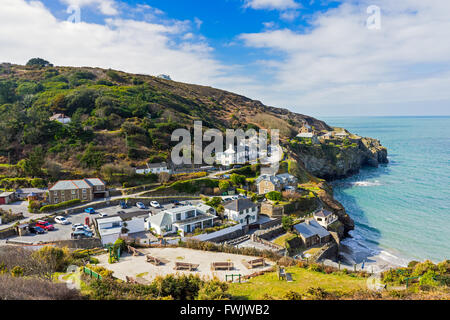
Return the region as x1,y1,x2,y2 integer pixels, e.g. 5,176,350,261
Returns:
320,116,450,263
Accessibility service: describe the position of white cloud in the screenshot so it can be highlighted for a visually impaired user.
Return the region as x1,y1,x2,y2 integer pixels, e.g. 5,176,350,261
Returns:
60,0,119,16
0,0,229,86
244,0,300,11
238,0,450,115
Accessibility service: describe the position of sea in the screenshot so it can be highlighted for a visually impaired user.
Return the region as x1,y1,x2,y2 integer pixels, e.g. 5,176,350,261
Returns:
320,116,450,266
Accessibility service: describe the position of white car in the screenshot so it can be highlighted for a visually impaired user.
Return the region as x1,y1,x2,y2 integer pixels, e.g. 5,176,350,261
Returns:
99,212,108,217
72,224,90,231
54,216,70,225
136,202,147,209
150,201,161,208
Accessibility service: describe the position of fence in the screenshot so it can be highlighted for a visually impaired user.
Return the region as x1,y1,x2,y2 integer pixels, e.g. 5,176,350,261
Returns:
83,266,102,280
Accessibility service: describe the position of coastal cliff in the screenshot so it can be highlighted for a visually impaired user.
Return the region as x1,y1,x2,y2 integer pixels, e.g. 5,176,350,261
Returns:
292,135,388,180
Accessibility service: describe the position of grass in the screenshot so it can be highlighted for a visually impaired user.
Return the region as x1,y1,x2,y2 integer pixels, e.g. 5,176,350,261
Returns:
227,266,367,300
136,272,148,278
272,232,295,248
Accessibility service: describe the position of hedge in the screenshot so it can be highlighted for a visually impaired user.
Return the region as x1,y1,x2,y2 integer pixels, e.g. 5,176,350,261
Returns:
39,199,82,212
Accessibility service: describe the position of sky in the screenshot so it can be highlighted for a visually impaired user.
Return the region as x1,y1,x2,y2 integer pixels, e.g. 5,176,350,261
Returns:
1,0,449,117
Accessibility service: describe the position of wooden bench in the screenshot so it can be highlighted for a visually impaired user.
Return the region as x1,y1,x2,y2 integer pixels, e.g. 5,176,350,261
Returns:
211,262,234,271
127,246,143,257
174,262,199,271
146,255,163,266
126,276,138,284
242,258,265,269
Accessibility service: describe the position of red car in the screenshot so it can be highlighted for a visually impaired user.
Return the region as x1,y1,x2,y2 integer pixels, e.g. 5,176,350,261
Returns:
35,220,55,231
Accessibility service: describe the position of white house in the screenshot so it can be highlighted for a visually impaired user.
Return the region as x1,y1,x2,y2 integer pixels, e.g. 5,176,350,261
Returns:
215,145,236,166
50,113,71,124
146,204,217,237
296,132,319,144
97,216,123,246
135,162,171,175
334,131,349,138
224,199,259,226
313,209,338,228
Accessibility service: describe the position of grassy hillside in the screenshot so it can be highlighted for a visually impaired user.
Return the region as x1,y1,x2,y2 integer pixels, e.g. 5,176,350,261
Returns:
0,61,330,174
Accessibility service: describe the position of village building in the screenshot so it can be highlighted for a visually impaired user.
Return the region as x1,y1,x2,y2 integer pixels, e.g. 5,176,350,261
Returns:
48,178,107,204
294,220,331,248
146,204,217,237
0,192,15,204
334,131,349,138
298,122,313,134
135,162,171,175
313,209,338,228
255,173,298,194
296,132,319,144
49,113,71,124
224,198,259,226
15,188,47,201
96,216,123,245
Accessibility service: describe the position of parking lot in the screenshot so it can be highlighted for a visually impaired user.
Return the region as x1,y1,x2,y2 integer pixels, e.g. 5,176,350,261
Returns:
6,199,203,244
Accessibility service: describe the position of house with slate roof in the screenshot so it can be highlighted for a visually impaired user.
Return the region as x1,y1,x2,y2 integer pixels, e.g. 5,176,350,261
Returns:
48,178,107,204
313,209,338,228
223,198,259,226
255,173,298,194
294,220,331,248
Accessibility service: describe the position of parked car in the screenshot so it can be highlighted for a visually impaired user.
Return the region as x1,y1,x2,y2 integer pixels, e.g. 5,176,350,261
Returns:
35,220,54,231
117,211,126,215
71,229,93,239
29,226,46,234
54,216,70,225
232,196,238,200
84,208,96,214
72,223,90,231
224,197,232,202
99,212,108,217
136,202,147,209
150,201,161,208
172,200,181,206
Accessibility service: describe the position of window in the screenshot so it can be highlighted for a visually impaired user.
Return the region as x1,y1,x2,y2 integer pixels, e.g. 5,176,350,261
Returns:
186,210,195,219
71,190,76,195
112,222,121,227
54,191,58,196
54,198,58,204
176,213,181,221
61,191,65,196
82,189,87,193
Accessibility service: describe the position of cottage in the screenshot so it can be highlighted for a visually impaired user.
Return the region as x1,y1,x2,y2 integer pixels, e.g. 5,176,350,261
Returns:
334,131,349,138
15,188,47,201
296,132,319,144
255,173,298,194
146,204,217,237
0,191,15,204
49,113,71,124
313,209,338,228
294,220,331,248
215,145,236,166
48,178,107,204
298,122,312,134
224,199,259,226
135,162,171,175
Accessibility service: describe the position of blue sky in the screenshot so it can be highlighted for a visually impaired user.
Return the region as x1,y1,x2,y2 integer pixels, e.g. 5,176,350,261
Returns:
1,0,449,117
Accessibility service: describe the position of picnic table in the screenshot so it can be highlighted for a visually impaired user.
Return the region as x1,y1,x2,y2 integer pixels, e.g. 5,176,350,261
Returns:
174,262,199,271
211,262,234,271
146,255,164,266
127,246,144,256
242,258,265,269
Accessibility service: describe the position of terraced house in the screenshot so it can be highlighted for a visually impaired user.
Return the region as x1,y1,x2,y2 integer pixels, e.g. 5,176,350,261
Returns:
48,178,107,204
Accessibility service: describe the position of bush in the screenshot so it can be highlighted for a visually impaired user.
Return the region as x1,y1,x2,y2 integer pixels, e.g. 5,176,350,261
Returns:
266,191,282,201
39,199,81,212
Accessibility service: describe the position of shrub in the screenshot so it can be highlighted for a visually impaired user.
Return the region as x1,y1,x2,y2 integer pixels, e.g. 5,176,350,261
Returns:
283,290,302,300
39,199,81,212
266,191,282,201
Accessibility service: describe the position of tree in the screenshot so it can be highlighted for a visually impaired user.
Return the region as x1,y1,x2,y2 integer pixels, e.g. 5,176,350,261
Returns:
26,58,53,68
266,191,282,201
218,180,230,191
17,147,45,177
282,216,294,232
230,173,246,186
158,172,171,184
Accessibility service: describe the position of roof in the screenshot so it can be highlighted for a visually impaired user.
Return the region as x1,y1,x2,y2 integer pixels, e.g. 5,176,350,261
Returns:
49,178,105,191
294,220,330,239
224,199,257,212
15,188,47,194
0,192,14,197
147,212,173,228
148,162,168,169
314,209,334,218
97,216,122,225
297,132,315,138
335,132,348,136
50,113,70,120
255,173,297,185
